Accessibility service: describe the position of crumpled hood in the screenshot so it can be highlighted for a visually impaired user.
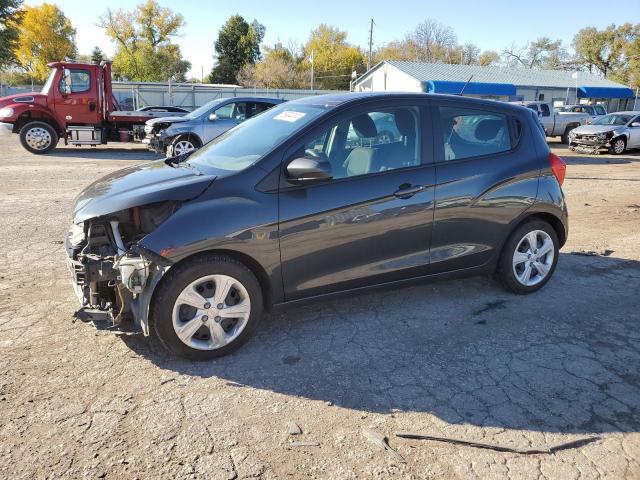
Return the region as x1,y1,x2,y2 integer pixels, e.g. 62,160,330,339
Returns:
572,124,619,135
0,92,47,109
73,160,215,223
145,115,191,127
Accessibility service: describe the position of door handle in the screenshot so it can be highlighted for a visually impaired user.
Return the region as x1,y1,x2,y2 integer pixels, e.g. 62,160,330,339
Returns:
89,101,96,112
393,184,426,199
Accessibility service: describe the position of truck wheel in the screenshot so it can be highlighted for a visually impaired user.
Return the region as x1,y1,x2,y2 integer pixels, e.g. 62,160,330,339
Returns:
561,126,575,145
151,254,263,360
19,121,58,154
609,137,626,155
170,135,200,157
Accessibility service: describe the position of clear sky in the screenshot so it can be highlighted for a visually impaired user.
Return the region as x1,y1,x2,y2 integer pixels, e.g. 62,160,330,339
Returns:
26,0,640,79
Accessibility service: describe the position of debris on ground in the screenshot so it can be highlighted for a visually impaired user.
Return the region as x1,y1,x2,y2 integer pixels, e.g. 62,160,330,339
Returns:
286,441,320,448
287,421,302,435
362,428,406,464
571,249,614,257
395,432,600,454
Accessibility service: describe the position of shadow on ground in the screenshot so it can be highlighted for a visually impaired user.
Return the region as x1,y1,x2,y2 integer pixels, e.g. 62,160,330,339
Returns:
121,252,640,435
44,146,160,161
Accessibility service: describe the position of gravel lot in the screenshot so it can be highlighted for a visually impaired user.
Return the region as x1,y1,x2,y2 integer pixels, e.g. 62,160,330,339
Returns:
0,135,639,480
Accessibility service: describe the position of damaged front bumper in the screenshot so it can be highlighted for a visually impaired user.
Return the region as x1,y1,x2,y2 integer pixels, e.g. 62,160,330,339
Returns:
65,221,171,336
145,133,169,155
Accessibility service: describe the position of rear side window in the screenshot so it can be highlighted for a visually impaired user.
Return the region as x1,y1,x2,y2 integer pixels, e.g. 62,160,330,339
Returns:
539,104,551,117
438,106,512,161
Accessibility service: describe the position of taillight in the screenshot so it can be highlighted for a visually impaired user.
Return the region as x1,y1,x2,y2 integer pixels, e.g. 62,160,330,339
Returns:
548,152,566,186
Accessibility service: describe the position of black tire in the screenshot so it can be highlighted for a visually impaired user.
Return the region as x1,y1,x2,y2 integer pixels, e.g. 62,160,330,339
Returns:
497,220,559,294
561,126,575,145
19,121,58,154
151,254,263,360
609,137,626,155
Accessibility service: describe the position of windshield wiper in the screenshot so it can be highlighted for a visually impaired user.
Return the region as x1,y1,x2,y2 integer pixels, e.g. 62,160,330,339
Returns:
164,151,202,175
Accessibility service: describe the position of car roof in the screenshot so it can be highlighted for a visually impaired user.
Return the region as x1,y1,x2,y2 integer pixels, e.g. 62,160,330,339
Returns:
610,111,640,115
290,92,526,113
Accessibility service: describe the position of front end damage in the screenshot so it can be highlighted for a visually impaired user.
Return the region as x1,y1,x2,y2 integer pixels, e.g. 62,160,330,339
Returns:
65,202,177,334
143,121,172,154
568,130,617,154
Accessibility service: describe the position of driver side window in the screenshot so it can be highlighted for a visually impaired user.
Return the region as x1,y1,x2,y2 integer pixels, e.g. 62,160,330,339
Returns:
302,107,421,180
59,69,91,94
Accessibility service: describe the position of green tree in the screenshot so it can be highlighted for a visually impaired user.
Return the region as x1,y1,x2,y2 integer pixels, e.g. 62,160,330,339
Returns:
99,0,190,81
303,24,365,90
573,24,635,78
90,46,105,64
0,0,22,69
12,3,76,82
208,15,264,84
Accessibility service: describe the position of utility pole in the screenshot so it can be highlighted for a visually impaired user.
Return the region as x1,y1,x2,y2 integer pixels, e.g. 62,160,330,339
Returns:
309,49,314,90
367,18,375,71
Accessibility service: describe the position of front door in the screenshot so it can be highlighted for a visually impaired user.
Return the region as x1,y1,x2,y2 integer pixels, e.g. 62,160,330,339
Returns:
628,116,640,148
278,101,436,300
53,67,100,125
202,101,248,143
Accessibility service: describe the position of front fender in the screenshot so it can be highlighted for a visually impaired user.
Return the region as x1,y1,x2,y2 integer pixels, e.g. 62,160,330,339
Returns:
138,171,282,302
5,103,60,131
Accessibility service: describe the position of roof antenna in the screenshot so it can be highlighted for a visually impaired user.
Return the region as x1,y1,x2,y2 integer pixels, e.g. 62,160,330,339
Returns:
459,75,473,95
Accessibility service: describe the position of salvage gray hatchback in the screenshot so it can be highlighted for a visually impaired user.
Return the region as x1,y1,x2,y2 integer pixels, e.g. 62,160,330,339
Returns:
66,93,568,360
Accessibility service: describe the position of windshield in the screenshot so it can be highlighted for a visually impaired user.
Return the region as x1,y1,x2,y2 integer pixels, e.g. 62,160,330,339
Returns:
187,102,332,172
185,98,227,119
41,69,57,95
591,114,633,126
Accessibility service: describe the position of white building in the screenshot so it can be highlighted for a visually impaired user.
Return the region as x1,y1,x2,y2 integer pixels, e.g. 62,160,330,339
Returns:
354,61,637,112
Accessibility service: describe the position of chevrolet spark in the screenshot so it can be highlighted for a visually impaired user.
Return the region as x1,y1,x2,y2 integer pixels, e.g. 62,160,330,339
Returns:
66,93,568,360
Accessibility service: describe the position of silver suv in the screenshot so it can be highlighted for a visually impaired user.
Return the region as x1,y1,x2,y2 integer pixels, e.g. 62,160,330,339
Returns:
144,97,284,156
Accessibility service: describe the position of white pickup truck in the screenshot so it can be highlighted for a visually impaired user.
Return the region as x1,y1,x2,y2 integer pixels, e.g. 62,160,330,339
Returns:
510,101,591,143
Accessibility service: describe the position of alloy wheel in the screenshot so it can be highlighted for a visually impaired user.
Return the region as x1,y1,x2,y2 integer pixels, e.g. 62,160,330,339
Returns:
512,230,555,287
171,274,251,350
173,140,196,156
613,139,625,154
25,127,52,151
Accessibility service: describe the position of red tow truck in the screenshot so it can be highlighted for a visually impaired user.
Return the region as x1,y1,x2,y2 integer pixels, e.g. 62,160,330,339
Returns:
0,61,184,154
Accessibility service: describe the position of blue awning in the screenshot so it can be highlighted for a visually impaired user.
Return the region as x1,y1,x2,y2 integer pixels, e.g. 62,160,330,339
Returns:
425,80,516,96
577,86,634,99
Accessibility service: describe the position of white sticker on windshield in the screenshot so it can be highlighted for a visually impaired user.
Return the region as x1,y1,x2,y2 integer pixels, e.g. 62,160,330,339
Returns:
274,111,307,122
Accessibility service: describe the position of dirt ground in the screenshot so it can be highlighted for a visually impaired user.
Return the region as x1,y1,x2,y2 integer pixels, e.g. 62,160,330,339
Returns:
0,135,639,480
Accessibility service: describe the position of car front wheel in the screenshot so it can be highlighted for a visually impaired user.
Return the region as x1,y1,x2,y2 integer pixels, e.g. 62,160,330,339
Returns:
498,220,559,294
609,137,626,155
151,254,263,360
19,121,58,154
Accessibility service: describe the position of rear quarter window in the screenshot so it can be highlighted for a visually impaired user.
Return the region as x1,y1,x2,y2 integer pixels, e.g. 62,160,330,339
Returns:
438,106,513,161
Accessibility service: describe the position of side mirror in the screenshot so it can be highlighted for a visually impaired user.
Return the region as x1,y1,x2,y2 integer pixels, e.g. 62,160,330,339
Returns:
62,68,72,95
208,113,217,122
287,157,332,183
631,122,640,128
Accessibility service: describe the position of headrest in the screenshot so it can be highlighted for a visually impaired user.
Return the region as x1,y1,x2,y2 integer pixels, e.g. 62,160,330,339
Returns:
475,119,504,141
394,109,415,136
352,114,377,138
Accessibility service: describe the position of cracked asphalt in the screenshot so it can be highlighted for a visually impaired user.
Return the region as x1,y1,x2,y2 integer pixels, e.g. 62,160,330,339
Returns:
0,136,639,479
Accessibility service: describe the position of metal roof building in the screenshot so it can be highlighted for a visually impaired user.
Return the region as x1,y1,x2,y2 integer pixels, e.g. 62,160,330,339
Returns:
354,61,637,111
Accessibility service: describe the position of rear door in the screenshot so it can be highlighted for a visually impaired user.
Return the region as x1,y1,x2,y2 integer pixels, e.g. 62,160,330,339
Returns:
278,99,436,300
430,100,540,273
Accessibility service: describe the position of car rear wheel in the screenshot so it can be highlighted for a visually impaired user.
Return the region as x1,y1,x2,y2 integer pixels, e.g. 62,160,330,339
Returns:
151,254,263,360
561,126,575,144
19,121,58,154
609,137,626,155
497,220,559,294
